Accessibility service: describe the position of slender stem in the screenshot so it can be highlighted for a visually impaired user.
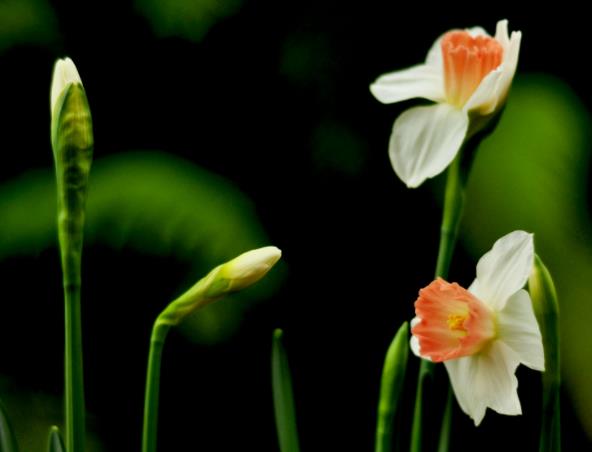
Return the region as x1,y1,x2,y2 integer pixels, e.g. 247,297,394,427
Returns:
142,322,171,452
64,281,85,452
434,152,465,280
410,153,465,452
436,389,453,452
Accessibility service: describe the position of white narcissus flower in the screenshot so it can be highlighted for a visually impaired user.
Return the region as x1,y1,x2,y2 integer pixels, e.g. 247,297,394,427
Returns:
410,231,544,425
370,19,521,188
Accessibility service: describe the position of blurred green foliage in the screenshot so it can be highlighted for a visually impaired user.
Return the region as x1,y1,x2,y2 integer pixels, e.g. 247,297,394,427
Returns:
0,151,282,343
134,0,242,42
0,0,57,51
0,379,102,451
460,75,592,435
312,120,366,175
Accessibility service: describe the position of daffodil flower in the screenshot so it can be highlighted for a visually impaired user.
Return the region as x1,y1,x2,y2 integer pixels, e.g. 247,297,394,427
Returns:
370,19,521,188
410,231,544,425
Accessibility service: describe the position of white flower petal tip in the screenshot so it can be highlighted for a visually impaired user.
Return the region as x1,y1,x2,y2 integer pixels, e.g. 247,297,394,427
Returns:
472,230,534,310
444,341,521,426
51,57,83,116
369,64,444,104
372,20,520,187
220,246,282,291
410,231,542,424
409,317,426,358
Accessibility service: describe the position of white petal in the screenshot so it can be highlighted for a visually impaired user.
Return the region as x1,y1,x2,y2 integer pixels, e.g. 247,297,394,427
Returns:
498,289,545,371
370,64,444,104
444,341,521,426
469,231,534,311
410,316,422,357
389,103,468,188
410,335,421,357
495,30,522,102
465,23,521,115
494,19,510,49
50,57,82,116
463,66,504,115
467,26,489,37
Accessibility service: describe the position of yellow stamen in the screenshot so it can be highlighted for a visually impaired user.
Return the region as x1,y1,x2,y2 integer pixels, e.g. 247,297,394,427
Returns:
447,314,467,332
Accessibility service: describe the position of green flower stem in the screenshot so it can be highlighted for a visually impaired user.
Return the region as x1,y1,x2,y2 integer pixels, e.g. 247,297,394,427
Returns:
434,151,465,281
142,322,171,452
63,279,85,452
375,322,409,452
529,255,561,452
272,329,301,452
410,152,465,452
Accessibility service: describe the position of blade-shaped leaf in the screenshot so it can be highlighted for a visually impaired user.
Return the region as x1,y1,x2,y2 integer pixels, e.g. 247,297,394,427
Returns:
47,426,65,452
375,322,409,452
272,329,300,452
0,401,18,452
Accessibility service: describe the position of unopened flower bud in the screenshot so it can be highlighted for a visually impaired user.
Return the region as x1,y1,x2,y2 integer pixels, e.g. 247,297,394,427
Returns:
49,57,94,283
158,246,282,327
217,246,282,292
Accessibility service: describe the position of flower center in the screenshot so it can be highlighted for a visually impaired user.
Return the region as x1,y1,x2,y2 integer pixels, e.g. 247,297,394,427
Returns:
412,278,495,362
447,314,467,333
441,31,503,108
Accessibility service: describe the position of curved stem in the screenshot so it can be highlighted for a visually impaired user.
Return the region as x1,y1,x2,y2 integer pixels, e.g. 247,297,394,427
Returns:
142,322,171,452
410,153,465,452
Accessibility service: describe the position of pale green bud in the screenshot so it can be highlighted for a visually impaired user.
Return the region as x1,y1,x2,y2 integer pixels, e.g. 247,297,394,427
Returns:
217,246,282,292
158,246,282,327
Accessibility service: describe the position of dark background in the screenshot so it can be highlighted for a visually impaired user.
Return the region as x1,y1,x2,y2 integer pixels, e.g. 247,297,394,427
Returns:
0,1,590,450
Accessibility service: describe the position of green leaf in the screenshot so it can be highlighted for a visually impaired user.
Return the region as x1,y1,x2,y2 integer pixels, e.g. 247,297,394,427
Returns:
529,255,561,452
0,401,18,452
47,426,65,452
272,329,301,452
375,322,409,452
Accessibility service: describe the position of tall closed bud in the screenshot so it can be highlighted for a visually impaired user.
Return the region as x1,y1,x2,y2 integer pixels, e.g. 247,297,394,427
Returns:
50,57,94,282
